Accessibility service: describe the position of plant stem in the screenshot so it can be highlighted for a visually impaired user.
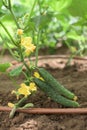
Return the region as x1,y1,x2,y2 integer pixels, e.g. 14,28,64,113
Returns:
9,105,17,118
8,0,11,9
8,0,20,28
2,0,8,8
19,46,30,74
16,97,28,107
0,21,17,46
25,0,37,29
35,30,41,67
9,97,27,118
3,0,20,28
9,9,20,28
38,0,42,15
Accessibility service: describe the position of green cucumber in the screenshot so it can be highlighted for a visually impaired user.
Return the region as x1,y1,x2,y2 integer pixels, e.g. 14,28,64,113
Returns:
34,78,79,107
38,68,76,100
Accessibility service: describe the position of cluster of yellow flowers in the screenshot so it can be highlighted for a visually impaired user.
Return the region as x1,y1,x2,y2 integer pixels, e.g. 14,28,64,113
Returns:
21,37,36,56
8,82,37,108
12,82,37,98
17,29,36,56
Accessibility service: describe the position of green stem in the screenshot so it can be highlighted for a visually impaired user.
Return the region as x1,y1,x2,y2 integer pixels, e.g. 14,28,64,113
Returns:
5,42,19,60
0,33,5,56
9,105,17,118
16,96,28,107
8,0,11,9
2,0,8,8
23,61,30,73
38,0,42,15
25,0,37,29
9,97,27,118
22,71,29,79
9,9,20,28
66,54,73,66
0,21,17,46
3,0,20,28
35,30,41,67
19,46,30,73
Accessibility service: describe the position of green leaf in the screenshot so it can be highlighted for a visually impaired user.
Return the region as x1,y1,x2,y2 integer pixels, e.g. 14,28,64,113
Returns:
49,0,72,12
12,2,28,17
32,13,53,29
66,30,85,42
0,63,11,72
24,22,35,33
9,65,23,77
68,0,87,17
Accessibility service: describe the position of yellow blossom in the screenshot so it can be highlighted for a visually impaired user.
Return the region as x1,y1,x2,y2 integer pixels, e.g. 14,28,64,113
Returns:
34,72,44,81
18,83,31,97
17,29,23,35
21,37,36,56
8,102,14,108
34,72,40,78
29,82,37,92
21,37,32,46
25,43,36,56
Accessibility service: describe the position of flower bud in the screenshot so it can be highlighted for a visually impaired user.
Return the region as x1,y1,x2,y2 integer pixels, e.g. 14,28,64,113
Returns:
17,29,23,35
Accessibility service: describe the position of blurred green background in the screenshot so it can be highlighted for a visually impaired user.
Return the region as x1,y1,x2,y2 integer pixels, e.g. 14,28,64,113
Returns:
0,0,87,56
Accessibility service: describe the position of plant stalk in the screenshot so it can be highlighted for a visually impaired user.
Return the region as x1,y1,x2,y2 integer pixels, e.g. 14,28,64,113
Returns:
35,30,41,67
9,9,20,28
25,0,37,29
19,46,31,74
6,0,20,28
0,21,17,46
9,96,28,118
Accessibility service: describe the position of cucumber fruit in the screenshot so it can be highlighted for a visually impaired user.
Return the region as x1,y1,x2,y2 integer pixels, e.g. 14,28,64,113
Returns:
38,68,76,100
34,78,79,107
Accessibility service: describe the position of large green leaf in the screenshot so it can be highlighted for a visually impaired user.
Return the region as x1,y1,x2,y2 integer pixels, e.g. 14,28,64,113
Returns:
68,0,87,17
0,63,11,72
9,65,23,77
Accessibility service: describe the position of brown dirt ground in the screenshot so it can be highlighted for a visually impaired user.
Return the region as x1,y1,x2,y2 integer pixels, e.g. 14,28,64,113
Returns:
0,50,87,129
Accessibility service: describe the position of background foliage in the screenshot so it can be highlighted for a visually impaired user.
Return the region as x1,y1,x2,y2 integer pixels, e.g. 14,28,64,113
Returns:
0,0,87,56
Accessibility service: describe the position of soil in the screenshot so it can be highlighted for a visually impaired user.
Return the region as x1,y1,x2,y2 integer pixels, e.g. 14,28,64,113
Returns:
0,48,87,129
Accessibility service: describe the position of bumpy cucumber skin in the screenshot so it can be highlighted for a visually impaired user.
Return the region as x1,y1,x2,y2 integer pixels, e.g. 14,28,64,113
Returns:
34,78,79,107
38,68,75,100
